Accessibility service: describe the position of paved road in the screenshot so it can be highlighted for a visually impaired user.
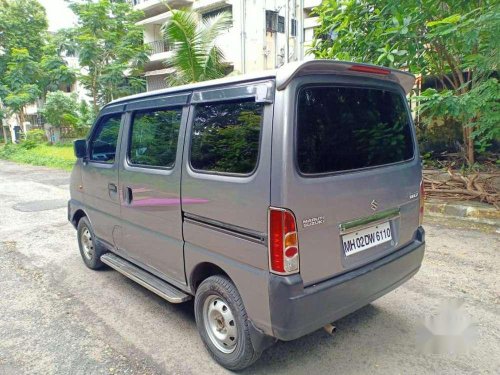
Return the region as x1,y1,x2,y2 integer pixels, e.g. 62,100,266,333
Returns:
0,160,498,375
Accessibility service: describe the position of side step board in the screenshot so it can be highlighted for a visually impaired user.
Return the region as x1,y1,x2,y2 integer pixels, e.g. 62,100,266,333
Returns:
101,253,191,303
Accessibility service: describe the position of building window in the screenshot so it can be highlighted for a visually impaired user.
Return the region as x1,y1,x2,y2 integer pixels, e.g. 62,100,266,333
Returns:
291,18,297,37
202,5,233,25
266,10,285,34
266,10,278,33
277,16,285,33
190,100,264,175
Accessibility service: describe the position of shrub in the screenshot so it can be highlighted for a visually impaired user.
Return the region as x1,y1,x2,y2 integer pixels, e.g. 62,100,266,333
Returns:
41,91,79,128
19,129,47,150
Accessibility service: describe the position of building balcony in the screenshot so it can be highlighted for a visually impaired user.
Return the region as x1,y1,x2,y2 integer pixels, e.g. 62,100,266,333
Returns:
147,40,172,55
131,0,193,18
304,0,322,9
136,11,172,26
146,40,174,64
304,16,319,29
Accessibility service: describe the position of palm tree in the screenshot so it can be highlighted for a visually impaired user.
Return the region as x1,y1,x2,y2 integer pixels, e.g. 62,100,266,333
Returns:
162,9,232,86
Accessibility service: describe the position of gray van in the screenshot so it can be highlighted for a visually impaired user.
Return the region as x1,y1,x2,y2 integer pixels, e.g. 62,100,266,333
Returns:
69,60,425,370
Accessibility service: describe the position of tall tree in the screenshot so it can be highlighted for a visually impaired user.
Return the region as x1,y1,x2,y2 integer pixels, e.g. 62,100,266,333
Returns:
162,9,232,86
311,0,499,164
0,0,47,128
39,36,77,100
0,0,48,77
67,0,149,112
2,48,40,126
0,0,76,131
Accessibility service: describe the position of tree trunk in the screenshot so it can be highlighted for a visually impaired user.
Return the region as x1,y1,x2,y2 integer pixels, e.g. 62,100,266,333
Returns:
463,124,475,165
2,125,8,144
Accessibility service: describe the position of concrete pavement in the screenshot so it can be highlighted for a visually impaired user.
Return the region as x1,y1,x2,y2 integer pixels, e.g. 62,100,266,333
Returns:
0,160,498,374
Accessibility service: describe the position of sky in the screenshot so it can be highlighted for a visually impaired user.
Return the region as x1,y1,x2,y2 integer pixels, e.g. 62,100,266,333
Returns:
39,0,77,32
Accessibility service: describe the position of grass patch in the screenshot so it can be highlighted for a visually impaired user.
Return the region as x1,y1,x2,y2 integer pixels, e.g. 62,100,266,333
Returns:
0,143,76,170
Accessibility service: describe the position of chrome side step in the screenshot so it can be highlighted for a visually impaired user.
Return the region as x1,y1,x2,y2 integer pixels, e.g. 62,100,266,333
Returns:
101,253,191,303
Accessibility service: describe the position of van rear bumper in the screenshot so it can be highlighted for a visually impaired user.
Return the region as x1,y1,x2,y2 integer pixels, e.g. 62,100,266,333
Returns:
268,227,425,341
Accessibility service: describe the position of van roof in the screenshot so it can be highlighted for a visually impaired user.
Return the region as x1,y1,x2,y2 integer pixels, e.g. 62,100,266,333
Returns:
107,60,415,107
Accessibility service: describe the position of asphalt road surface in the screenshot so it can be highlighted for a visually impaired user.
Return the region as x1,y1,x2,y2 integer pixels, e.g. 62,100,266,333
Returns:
0,160,498,374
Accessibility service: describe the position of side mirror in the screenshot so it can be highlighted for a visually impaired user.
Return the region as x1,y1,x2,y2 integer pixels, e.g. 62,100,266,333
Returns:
74,139,87,159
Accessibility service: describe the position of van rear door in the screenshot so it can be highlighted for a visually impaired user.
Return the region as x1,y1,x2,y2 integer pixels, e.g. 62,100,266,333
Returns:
277,75,421,286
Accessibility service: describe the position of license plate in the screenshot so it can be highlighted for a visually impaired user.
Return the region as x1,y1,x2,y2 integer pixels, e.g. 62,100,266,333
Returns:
342,221,392,256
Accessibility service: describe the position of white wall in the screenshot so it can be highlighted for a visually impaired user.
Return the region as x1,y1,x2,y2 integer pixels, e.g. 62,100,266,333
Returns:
218,0,304,74
137,0,318,87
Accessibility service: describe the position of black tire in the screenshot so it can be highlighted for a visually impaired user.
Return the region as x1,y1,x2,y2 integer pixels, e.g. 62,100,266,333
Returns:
77,217,106,270
194,275,261,371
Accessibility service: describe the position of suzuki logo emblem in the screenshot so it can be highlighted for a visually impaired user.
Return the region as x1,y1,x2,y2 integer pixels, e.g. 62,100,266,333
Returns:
370,200,379,211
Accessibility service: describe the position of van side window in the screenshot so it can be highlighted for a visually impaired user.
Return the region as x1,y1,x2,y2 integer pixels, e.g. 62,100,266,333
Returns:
89,114,122,163
128,108,182,168
190,100,263,174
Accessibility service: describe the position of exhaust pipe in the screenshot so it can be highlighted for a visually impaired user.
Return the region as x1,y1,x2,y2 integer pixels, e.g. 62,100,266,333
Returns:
324,323,337,336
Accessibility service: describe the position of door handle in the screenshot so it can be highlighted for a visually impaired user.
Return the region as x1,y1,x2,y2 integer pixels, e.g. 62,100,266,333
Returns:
108,183,118,193
124,186,133,204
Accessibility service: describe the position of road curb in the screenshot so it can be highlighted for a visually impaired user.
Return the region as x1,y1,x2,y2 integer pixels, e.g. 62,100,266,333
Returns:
425,199,500,226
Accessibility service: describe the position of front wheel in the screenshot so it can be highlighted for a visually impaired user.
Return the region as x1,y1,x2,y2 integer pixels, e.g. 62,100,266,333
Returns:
77,217,105,270
194,275,261,370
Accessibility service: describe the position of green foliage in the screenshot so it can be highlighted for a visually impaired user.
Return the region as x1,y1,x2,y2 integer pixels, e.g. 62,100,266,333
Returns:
419,78,500,153
2,48,41,117
25,129,46,143
162,9,232,85
76,100,96,134
311,0,500,163
39,37,77,97
67,0,149,111
0,0,76,123
41,91,79,128
0,142,75,170
19,129,46,149
0,0,48,76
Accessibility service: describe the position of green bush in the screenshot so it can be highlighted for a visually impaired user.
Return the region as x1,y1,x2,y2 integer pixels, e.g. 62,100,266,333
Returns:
19,129,47,150
0,143,18,157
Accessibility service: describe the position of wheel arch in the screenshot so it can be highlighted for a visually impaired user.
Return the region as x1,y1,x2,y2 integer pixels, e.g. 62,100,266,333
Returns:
189,262,231,294
71,208,88,228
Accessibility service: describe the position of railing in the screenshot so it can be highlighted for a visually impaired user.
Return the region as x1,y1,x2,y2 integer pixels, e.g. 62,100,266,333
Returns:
146,40,173,55
131,0,151,5
131,0,163,6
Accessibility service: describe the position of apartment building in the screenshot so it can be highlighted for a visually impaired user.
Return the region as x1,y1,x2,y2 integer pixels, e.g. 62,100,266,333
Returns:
131,0,321,91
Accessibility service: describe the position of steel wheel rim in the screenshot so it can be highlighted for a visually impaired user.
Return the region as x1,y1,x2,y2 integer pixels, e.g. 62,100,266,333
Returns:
81,227,94,260
203,295,238,354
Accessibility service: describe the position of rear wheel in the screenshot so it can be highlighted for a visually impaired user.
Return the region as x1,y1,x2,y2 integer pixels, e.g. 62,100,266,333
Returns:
194,275,260,370
77,217,105,270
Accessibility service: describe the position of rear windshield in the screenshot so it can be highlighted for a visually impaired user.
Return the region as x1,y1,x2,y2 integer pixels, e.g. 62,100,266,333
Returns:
296,86,414,174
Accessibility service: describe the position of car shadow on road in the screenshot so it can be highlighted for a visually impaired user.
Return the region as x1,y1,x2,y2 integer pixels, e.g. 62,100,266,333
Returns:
104,269,411,374
243,303,388,374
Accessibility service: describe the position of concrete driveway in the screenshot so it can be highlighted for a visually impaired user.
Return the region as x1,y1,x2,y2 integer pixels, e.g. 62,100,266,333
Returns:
0,160,498,374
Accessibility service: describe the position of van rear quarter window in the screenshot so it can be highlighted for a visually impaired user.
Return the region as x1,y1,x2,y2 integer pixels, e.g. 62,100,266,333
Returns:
190,100,264,174
296,86,414,174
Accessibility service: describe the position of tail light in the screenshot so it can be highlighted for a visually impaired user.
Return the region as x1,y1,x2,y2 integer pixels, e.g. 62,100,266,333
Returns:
419,180,425,226
268,207,300,275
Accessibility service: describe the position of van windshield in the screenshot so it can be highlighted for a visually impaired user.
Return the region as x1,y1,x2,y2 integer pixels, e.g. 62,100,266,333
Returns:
296,86,414,174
